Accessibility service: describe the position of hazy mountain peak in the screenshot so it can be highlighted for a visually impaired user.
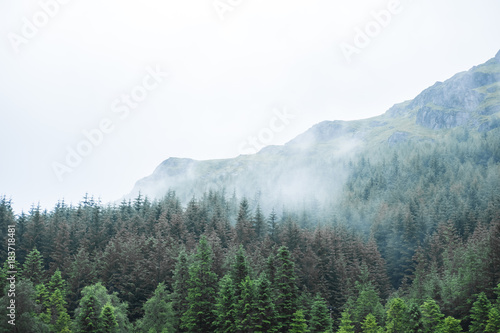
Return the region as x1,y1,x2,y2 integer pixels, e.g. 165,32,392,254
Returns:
126,51,500,203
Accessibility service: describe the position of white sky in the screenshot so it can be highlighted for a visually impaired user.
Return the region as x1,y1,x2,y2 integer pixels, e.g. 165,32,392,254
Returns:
1,0,499,213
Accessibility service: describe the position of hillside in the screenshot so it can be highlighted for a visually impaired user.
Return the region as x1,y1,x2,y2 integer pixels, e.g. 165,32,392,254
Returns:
127,50,500,205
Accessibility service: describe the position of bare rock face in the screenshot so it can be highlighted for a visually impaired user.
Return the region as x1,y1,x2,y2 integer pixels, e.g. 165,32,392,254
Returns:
416,107,471,130
387,131,410,145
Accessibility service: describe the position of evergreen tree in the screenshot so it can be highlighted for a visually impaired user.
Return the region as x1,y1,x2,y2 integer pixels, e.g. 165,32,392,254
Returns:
236,276,257,331
76,294,101,333
23,248,45,285
361,313,379,333
275,246,299,332
181,236,218,333
290,310,309,333
172,249,190,332
420,299,444,333
485,306,500,333
100,302,118,333
385,298,407,333
215,275,236,333
407,302,424,333
254,273,278,333
470,292,492,333
138,282,175,333
441,316,462,333
48,288,71,332
337,310,355,333
309,293,332,333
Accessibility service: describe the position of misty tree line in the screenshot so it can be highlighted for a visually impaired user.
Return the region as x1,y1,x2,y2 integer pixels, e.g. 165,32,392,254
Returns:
0,127,499,332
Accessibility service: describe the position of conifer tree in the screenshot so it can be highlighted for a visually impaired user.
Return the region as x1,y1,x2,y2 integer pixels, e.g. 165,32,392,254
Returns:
385,298,407,333
337,310,355,333
309,293,332,333
361,313,379,333
275,245,299,332
76,294,101,333
100,302,119,333
290,310,309,333
23,248,45,285
48,288,71,332
442,316,462,333
236,276,257,331
470,292,492,333
420,299,444,333
254,273,278,333
172,249,190,332
138,282,175,333
215,274,236,333
485,306,500,333
181,236,218,333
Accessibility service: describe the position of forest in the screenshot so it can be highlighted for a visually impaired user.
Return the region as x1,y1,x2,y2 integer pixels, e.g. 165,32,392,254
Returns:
1,126,500,332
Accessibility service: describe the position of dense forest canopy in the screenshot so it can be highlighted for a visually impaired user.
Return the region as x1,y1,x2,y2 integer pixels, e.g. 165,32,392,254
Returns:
1,125,500,332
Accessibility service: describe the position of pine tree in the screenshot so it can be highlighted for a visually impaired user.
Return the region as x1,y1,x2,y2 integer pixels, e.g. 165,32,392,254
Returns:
309,293,332,333
275,246,299,332
441,316,462,333
337,310,355,333
420,299,444,333
138,282,175,333
172,249,191,332
290,310,309,333
485,306,500,333
76,294,101,333
215,274,236,333
236,276,257,331
181,236,218,333
361,313,379,333
254,273,278,333
48,288,71,332
407,302,424,333
385,298,407,333
254,205,266,240
470,292,492,333
23,248,45,285
100,302,118,333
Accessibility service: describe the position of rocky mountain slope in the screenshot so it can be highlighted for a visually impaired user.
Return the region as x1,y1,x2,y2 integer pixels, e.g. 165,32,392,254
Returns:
126,50,500,204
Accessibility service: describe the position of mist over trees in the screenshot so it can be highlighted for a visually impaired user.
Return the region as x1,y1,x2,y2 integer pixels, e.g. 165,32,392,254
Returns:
1,126,500,332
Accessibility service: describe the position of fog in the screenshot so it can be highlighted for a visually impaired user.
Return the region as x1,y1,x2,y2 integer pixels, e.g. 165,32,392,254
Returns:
1,0,500,213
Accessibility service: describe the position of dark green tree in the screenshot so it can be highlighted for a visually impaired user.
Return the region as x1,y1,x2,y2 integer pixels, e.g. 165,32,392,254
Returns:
214,275,236,333
254,273,278,333
100,302,118,333
171,249,190,332
309,293,332,333
275,246,299,332
385,298,407,333
181,236,218,333
485,306,500,333
137,282,175,333
470,292,492,333
420,299,444,333
76,294,101,333
23,248,45,285
361,313,379,333
290,310,309,333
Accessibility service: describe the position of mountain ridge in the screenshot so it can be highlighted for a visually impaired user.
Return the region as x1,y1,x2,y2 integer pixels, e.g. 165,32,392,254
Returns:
126,50,500,204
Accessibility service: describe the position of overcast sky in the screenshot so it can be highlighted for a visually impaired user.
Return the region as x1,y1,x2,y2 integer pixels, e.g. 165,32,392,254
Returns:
1,0,499,213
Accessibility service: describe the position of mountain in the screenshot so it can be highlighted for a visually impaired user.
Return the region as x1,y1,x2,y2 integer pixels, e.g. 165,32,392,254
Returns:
127,50,500,205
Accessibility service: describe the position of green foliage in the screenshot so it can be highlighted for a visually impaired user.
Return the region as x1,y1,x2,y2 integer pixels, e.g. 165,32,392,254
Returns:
214,275,236,333
361,313,379,333
420,299,444,333
290,310,309,333
275,246,299,332
337,310,355,333
74,282,131,333
181,236,218,333
236,276,257,331
485,306,500,333
254,273,278,333
470,292,492,333
99,302,118,333
137,283,174,333
23,248,45,285
171,249,190,332
441,316,462,333
385,298,407,333
346,265,385,331
309,293,332,333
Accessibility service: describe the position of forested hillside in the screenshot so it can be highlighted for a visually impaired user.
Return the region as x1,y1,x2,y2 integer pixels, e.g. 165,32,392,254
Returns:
1,122,500,332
